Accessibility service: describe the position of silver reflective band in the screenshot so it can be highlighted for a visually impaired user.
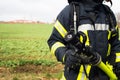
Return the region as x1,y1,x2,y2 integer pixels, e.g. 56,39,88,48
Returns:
78,24,94,32
95,24,109,30
78,24,109,31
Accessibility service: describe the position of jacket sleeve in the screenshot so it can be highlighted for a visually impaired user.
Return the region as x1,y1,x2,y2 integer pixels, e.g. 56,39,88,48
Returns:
109,11,120,64
110,26,120,64
47,5,70,63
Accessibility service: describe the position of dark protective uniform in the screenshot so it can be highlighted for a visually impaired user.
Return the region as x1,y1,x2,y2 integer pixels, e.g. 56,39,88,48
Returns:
47,1,120,80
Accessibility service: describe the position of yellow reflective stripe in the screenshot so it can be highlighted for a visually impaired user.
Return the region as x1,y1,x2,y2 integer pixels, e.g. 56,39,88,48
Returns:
51,42,65,54
111,25,118,37
108,30,111,40
54,20,67,38
84,65,91,80
60,72,66,80
116,53,120,62
79,31,90,46
77,65,91,80
107,43,111,56
84,31,90,46
77,65,84,80
60,65,91,80
115,25,118,30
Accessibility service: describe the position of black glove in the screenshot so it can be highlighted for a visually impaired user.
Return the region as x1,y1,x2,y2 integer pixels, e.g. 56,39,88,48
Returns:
64,49,81,68
89,52,101,65
84,46,101,65
113,62,120,79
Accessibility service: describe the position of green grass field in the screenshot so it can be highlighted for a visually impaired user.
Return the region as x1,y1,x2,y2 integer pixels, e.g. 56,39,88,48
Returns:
0,23,52,39
0,23,56,67
0,23,63,80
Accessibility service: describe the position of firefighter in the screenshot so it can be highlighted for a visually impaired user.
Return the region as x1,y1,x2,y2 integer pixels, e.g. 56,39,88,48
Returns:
47,0,120,80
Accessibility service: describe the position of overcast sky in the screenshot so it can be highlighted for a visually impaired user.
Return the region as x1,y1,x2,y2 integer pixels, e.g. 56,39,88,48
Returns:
0,0,120,23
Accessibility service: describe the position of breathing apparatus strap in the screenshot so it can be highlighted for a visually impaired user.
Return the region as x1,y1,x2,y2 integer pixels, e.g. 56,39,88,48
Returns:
69,2,80,34
69,2,90,78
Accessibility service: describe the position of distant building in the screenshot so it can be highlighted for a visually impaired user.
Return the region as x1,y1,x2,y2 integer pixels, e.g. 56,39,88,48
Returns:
0,19,46,24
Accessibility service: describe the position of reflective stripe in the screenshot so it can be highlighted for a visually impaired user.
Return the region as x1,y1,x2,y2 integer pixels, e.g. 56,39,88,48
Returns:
60,65,91,80
108,30,111,40
78,30,90,46
54,20,67,38
78,24,109,31
78,24,94,31
111,25,119,37
77,65,85,80
116,53,120,62
107,43,111,56
84,65,91,80
85,65,91,80
77,65,91,80
51,42,65,54
60,72,66,80
84,31,90,46
95,24,109,30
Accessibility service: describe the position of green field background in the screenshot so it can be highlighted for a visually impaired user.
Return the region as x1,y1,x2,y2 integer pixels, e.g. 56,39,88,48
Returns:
0,23,56,67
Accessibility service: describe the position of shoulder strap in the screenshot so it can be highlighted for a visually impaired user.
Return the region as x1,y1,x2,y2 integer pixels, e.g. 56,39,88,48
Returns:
69,2,80,34
69,3,90,78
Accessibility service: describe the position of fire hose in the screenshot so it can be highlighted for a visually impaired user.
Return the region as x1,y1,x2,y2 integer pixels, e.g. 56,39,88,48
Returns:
97,61,117,80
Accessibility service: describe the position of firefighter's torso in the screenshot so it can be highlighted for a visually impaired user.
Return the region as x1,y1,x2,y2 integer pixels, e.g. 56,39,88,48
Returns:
58,3,116,62
56,2,117,80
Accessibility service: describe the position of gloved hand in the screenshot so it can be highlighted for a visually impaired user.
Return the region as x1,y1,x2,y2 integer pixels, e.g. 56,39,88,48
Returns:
64,49,81,68
89,52,101,65
113,62,120,79
84,46,101,65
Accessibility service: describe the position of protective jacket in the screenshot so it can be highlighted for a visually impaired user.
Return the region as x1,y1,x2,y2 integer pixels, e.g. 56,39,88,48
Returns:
47,1,120,80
